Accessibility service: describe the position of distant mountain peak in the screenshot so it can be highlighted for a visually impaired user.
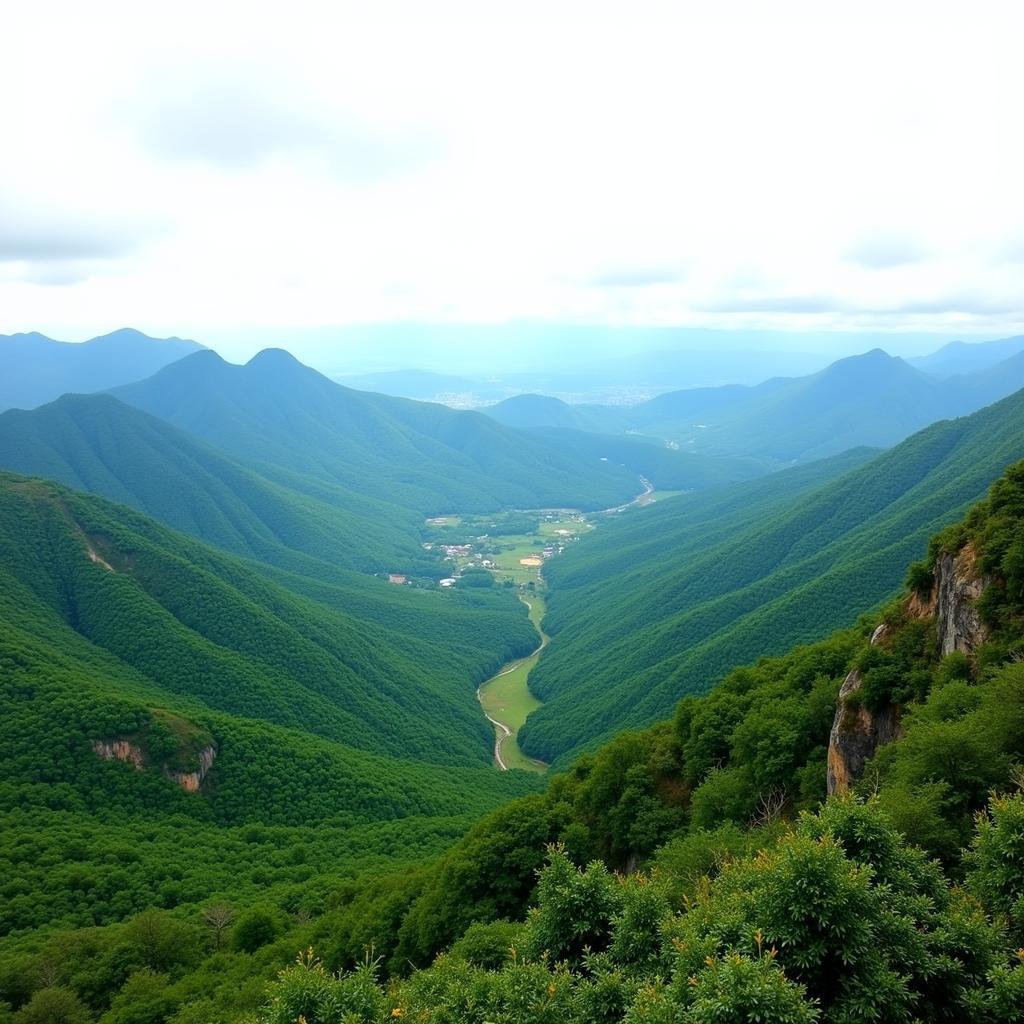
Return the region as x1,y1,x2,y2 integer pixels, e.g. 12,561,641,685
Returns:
89,327,202,348
247,348,303,368
0,328,208,412
179,348,227,368
845,347,894,364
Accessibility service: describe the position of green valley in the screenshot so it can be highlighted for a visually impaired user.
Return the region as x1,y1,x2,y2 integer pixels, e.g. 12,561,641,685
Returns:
4,333,1024,1024
521,389,1024,765
477,594,547,772
7,12,1023,1019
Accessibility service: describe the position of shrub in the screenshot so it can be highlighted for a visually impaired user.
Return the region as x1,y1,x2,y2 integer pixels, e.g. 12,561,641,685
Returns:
232,906,281,954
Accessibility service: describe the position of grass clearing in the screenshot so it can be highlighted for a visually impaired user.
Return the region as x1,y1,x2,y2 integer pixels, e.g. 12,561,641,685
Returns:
478,594,548,773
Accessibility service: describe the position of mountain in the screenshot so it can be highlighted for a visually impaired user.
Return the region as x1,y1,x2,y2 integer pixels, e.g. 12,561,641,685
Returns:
482,397,774,491
629,349,950,462
112,349,642,514
0,393,436,578
483,394,629,434
0,328,204,411
627,380,772,426
21,458,1017,1023
0,471,542,939
519,384,1024,764
948,348,1024,413
299,459,1024,1012
530,427,773,491
0,472,540,769
6,411,1024,1022
588,346,1024,464
909,334,1024,377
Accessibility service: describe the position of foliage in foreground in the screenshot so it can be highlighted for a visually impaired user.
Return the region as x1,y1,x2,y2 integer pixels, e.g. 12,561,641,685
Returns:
259,798,1024,1023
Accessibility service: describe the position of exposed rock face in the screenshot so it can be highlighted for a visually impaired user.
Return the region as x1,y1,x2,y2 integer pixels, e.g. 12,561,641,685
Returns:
932,543,989,656
92,739,216,792
92,739,145,769
827,542,991,795
826,669,903,796
826,625,902,796
164,746,217,793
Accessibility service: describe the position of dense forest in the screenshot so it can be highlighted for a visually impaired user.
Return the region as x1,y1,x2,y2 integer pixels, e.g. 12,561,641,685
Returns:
0,472,544,948
522,386,1024,765
3,454,1024,1021
111,349,642,515
0,394,437,578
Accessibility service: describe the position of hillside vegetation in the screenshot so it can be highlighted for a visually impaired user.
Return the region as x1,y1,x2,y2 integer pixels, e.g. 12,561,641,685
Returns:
522,387,1024,764
6,458,1024,1022
0,472,546,944
113,349,641,515
0,394,436,579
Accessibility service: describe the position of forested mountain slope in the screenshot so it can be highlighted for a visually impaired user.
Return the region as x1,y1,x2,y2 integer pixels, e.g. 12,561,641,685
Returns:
271,462,1024,1021
0,394,437,577
521,387,1024,764
530,428,772,491
909,333,1024,375
482,344,1024,466
628,347,1024,462
0,472,542,943
0,473,537,768
113,349,641,514
483,393,628,433
0,328,203,411
16,461,1022,1023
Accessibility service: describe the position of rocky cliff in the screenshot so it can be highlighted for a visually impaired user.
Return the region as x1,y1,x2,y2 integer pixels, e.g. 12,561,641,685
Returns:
932,542,990,656
827,624,903,795
164,745,217,793
92,736,216,793
827,542,990,795
91,738,145,770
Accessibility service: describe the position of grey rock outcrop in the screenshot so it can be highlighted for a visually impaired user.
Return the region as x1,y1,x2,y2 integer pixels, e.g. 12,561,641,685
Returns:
92,737,216,792
826,540,990,795
92,738,145,769
933,543,989,656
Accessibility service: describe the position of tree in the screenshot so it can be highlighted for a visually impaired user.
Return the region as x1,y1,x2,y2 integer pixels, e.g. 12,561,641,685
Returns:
13,989,88,1024
232,906,280,954
124,909,198,973
201,903,235,950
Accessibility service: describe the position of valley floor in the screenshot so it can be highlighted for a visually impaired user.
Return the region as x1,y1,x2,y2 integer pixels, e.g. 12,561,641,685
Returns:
478,594,548,771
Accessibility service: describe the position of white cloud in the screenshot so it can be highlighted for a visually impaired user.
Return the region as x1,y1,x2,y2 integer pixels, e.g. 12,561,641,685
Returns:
1,0,1022,351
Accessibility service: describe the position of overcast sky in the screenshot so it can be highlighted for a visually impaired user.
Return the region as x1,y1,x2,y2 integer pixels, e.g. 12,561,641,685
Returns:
2,0,1023,362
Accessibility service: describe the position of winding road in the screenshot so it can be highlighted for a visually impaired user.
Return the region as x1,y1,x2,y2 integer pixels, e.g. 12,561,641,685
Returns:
477,475,654,770
599,476,654,515
476,596,549,771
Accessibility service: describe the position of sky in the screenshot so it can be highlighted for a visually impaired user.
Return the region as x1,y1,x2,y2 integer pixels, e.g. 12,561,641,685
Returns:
2,0,1023,366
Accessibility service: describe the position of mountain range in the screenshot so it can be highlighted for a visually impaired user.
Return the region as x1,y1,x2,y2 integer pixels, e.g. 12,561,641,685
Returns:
4,326,1024,1023
0,328,204,411
484,341,1024,463
111,348,641,514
